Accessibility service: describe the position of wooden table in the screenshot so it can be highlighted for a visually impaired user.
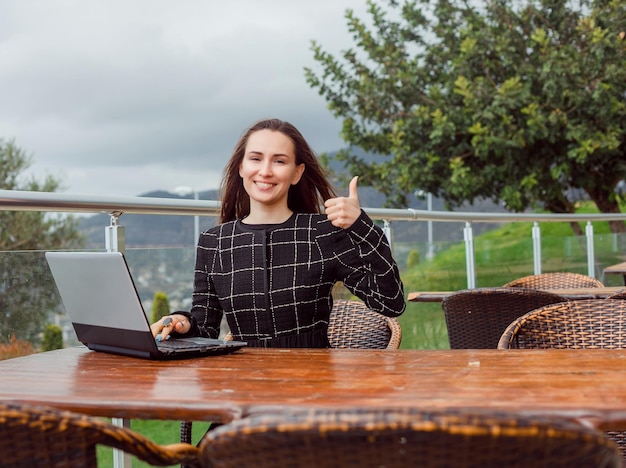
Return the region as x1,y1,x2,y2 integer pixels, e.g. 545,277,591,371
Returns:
2,346,626,431
604,262,626,285
408,286,626,302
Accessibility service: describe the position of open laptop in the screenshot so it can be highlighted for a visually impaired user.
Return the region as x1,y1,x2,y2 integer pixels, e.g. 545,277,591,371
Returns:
45,251,246,360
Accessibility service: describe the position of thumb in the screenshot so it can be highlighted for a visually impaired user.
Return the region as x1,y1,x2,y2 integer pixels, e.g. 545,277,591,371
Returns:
348,176,359,200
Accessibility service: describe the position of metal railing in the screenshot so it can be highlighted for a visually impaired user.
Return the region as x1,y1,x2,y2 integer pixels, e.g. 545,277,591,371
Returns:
2,189,626,287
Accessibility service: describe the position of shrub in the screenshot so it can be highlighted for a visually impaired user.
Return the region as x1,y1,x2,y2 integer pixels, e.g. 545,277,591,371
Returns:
0,335,35,360
150,291,171,323
407,249,421,269
42,324,63,351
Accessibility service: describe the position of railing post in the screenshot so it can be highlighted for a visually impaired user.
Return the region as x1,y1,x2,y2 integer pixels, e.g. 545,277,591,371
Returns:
426,192,434,259
532,222,542,274
586,221,596,278
104,211,130,468
105,211,126,254
382,219,393,251
464,222,476,288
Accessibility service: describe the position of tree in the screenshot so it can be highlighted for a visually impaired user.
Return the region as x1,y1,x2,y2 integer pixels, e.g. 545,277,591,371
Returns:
0,139,85,346
305,0,626,233
150,291,171,324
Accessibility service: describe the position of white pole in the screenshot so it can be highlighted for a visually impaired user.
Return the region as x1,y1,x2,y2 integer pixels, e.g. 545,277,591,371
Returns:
532,222,542,274
194,190,200,244
464,222,476,288
586,221,596,278
427,192,434,259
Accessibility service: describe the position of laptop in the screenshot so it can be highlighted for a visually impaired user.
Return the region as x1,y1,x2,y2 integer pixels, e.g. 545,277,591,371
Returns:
45,251,246,360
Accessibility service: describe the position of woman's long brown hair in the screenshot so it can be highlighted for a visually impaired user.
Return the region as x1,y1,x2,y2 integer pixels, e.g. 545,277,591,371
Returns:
219,118,337,223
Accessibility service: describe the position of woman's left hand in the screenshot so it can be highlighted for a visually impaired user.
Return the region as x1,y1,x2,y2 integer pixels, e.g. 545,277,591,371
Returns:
324,176,361,229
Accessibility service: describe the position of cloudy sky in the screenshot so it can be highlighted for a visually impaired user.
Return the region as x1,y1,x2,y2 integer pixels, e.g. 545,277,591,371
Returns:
0,1,371,197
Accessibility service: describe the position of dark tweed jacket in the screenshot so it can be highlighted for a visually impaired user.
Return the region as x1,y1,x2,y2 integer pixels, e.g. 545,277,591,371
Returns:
184,210,405,342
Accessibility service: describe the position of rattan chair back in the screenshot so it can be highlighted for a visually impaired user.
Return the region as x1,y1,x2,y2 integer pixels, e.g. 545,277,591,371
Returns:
327,299,402,349
497,299,626,460
198,407,622,468
0,401,199,467
498,299,626,350
442,287,568,349
503,272,604,289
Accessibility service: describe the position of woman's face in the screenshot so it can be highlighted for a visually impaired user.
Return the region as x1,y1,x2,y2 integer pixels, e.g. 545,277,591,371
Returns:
239,129,304,211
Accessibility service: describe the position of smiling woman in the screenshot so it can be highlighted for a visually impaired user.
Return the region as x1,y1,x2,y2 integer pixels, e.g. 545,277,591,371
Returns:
149,117,406,349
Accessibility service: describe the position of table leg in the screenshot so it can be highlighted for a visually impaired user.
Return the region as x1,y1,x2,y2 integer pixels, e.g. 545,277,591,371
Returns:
112,418,132,468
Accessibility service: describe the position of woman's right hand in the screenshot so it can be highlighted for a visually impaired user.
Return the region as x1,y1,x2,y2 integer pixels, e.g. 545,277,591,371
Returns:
150,314,190,341
324,176,361,229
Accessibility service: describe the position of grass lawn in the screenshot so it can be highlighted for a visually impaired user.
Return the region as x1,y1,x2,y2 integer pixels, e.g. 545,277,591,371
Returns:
97,420,211,467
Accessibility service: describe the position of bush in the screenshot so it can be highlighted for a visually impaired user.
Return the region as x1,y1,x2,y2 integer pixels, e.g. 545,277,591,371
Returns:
0,335,35,360
407,249,420,269
150,291,171,323
41,324,63,351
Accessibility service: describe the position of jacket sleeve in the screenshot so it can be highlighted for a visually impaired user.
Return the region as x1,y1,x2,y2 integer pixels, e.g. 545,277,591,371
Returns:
181,230,224,339
324,210,406,317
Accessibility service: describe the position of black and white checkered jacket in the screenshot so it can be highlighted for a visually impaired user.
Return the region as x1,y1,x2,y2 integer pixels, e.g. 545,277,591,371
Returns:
186,211,405,344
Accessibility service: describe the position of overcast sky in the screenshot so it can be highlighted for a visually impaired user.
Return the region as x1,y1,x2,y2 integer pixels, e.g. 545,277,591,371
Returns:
0,1,370,197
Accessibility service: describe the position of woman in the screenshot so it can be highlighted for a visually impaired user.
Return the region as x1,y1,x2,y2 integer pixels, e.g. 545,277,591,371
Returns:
151,118,405,347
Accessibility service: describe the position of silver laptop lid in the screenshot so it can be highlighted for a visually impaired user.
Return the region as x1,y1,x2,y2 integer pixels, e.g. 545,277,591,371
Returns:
45,251,149,332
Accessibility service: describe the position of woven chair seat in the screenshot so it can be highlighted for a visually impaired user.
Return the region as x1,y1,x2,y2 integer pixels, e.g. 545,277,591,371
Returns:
0,401,199,467
198,407,622,468
442,287,568,349
503,272,604,289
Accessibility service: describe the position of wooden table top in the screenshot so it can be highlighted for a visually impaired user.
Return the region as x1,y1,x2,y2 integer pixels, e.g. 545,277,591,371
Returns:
3,346,626,431
603,262,626,274
408,286,626,302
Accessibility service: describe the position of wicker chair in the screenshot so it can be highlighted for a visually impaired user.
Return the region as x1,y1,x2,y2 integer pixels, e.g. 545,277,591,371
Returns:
441,287,568,349
198,407,622,468
498,299,626,350
327,299,402,349
498,299,626,460
0,401,199,467
503,272,604,289
181,299,401,462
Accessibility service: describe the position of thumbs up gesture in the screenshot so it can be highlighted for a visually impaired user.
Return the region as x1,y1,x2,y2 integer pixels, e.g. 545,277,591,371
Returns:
324,176,361,229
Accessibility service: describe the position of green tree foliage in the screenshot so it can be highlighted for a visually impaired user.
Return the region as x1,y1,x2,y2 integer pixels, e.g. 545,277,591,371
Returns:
306,0,626,233
0,139,85,345
151,291,171,323
41,324,63,351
